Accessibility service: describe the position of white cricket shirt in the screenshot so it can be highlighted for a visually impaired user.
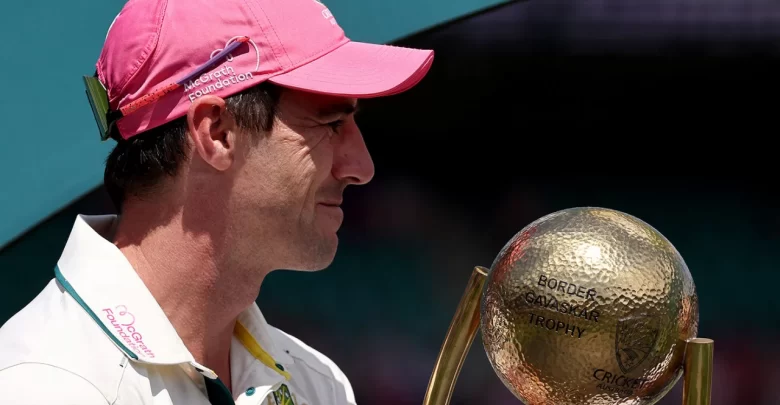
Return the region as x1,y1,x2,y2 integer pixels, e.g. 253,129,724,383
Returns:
0,215,356,405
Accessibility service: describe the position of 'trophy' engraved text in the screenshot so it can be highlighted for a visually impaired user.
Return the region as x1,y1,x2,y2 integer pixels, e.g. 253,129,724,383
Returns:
528,313,585,338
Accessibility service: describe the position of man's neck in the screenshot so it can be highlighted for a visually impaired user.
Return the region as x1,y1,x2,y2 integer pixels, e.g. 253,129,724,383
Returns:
112,207,268,392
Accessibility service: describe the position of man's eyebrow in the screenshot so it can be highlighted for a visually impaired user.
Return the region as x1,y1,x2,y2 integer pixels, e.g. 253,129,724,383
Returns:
317,101,359,118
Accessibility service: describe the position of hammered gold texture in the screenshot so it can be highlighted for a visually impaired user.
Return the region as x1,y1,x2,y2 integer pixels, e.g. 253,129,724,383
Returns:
480,207,698,405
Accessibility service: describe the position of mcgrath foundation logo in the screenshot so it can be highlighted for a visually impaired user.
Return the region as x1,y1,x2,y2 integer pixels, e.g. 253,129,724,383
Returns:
103,305,156,359
184,36,261,102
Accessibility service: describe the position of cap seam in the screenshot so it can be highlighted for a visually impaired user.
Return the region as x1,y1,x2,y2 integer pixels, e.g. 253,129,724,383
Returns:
113,0,169,105
242,0,284,70
252,1,294,67
268,37,350,81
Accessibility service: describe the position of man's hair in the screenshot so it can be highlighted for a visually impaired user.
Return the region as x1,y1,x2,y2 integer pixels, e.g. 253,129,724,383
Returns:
104,82,281,211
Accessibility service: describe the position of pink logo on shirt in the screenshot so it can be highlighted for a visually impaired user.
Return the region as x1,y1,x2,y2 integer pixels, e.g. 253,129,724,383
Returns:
103,306,156,359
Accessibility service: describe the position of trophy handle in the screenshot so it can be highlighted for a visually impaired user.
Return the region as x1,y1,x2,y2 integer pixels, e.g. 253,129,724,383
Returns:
682,338,714,405
422,266,489,405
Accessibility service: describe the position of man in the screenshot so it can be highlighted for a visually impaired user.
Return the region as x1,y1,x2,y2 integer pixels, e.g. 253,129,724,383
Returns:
0,0,433,403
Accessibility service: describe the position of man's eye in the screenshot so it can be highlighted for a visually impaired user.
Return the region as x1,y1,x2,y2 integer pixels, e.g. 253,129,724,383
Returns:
327,119,345,133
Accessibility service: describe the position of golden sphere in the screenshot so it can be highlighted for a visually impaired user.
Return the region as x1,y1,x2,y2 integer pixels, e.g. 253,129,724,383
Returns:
480,207,699,405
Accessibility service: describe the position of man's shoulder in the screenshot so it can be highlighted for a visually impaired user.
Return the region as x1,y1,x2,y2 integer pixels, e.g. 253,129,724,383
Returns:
267,325,356,403
0,279,128,403
0,363,110,405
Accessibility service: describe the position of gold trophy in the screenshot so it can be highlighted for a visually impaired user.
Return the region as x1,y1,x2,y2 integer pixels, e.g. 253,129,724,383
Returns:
423,207,713,405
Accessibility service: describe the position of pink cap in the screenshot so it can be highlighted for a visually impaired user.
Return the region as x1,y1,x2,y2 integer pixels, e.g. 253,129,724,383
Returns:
97,0,434,140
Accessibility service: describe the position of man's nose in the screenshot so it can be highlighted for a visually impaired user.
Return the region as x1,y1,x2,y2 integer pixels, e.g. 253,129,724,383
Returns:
331,120,375,186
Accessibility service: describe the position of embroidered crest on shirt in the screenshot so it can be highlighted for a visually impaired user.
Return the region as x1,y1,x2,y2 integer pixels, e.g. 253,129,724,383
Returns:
272,384,296,405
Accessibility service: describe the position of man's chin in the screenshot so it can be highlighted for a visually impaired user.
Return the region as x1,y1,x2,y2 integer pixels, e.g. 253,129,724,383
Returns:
287,235,338,272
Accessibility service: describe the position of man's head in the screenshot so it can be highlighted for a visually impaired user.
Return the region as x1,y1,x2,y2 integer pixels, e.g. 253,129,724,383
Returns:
94,0,432,272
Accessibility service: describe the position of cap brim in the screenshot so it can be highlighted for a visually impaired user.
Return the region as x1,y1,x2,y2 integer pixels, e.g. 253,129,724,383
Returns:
268,41,434,98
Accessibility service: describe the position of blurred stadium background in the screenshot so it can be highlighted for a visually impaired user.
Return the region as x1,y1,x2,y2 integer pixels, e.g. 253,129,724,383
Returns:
1,0,778,404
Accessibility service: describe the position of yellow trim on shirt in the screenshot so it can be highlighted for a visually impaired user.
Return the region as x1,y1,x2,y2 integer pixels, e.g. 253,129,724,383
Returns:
234,321,292,380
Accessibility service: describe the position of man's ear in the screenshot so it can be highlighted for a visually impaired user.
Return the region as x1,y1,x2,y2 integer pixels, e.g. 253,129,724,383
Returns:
187,95,237,172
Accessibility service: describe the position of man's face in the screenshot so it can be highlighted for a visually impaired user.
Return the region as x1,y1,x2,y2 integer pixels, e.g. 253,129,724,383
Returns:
229,88,374,271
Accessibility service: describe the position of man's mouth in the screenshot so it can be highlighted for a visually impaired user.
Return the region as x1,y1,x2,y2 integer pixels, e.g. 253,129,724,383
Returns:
318,200,342,207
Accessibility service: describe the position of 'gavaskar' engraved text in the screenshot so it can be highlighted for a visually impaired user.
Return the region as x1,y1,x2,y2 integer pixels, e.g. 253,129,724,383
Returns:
523,290,600,322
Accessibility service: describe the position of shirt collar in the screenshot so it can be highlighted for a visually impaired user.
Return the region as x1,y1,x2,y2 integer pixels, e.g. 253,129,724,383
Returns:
55,214,293,377
237,303,294,367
